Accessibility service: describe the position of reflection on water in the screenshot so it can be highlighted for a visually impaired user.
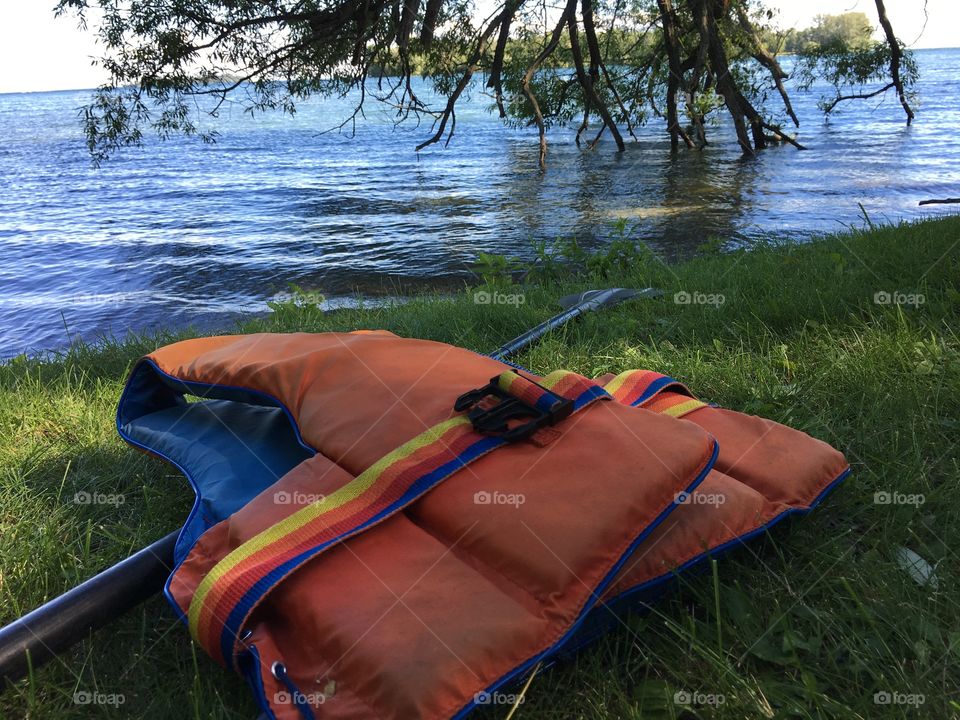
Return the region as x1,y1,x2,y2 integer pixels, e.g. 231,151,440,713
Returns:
1,49,959,356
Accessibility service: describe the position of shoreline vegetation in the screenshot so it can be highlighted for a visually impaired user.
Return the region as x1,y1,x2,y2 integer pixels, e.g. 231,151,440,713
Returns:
2,215,959,717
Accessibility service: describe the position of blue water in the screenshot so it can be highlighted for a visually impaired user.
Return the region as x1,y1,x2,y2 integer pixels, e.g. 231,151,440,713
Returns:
1,48,959,357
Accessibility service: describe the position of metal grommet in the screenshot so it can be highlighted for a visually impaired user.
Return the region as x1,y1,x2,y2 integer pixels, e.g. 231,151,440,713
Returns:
271,661,286,679
241,629,253,641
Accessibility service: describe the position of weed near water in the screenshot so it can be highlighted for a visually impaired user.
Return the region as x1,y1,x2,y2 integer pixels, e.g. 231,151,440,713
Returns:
1,215,959,718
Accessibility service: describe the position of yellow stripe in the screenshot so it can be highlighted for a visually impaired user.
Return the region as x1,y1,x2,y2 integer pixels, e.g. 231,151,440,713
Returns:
660,398,707,417
540,370,571,390
497,372,519,394
602,370,637,398
187,415,472,640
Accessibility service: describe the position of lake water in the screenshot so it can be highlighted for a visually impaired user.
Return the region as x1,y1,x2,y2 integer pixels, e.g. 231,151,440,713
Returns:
2,48,959,357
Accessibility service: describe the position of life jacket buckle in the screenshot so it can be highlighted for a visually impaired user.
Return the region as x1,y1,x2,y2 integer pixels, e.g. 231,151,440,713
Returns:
454,375,573,442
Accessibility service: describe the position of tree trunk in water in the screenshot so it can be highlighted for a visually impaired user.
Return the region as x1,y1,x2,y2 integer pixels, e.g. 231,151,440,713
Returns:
581,0,602,95
696,0,765,155
583,0,639,142
874,0,915,124
521,0,579,167
656,0,692,150
567,13,625,152
687,0,711,147
734,2,798,127
486,3,516,118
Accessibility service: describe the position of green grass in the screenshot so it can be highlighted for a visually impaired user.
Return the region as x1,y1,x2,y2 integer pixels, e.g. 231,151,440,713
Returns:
2,216,959,719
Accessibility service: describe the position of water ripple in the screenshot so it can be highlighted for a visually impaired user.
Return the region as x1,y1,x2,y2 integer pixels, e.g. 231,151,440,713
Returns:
2,49,959,357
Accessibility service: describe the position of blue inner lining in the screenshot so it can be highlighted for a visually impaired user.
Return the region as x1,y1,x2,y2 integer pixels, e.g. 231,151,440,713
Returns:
118,361,313,563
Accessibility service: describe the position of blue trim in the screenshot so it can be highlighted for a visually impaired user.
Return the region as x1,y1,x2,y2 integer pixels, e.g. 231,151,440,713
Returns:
117,427,201,623
449,438,720,720
631,375,691,406
122,358,316,456
598,465,852,609
533,390,562,413
240,645,278,720
573,384,611,409
478,351,529,372
451,462,850,719
240,646,317,720
273,662,316,720
114,358,319,624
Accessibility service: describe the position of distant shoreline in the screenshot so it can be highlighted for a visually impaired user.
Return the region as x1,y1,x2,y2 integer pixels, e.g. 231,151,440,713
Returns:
3,45,959,96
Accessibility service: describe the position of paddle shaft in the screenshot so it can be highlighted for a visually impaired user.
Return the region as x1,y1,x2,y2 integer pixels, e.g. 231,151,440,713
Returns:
490,288,623,360
0,531,179,683
0,288,651,683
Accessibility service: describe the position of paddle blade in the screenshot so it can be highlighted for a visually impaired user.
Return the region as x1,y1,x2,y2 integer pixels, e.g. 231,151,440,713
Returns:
557,287,663,310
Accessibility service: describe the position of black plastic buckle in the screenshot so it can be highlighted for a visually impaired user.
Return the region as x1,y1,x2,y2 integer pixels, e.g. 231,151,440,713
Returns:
454,375,573,442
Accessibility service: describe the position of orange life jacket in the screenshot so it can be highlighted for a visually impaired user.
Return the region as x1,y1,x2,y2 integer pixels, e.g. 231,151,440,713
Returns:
117,331,849,720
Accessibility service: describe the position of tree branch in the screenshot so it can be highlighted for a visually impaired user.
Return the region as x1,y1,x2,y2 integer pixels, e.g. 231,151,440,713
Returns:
486,0,521,118
568,11,625,152
734,3,799,127
822,82,895,114
656,0,692,150
874,0,915,124
582,0,637,141
415,9,505,151
762,122,806,150
522,0,579,167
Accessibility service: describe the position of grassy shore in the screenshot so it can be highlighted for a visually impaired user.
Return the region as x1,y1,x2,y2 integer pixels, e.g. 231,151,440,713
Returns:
1,216,959,719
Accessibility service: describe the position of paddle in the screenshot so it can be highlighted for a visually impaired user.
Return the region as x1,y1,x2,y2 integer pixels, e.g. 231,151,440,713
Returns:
0,286,659,683
489,288,662,360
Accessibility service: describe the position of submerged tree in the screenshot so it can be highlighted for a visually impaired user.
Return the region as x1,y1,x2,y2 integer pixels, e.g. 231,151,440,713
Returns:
56,0,919,166
793,1,916,124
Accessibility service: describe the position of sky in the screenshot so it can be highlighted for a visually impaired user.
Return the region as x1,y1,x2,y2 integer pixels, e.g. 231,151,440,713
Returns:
0,0,956,94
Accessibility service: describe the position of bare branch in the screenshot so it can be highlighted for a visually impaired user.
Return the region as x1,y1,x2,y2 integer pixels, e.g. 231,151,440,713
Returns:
734,3,799,127
522,0,579,167
568,13,624,152
486,0,521,118
761,122,806,150
874,0,915,124
656,0,693,150
415,9,505,151
582,0,637,141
